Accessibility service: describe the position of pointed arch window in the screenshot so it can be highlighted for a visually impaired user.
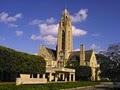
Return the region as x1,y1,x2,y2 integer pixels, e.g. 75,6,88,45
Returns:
62,30,65,51
68,31,70,49
66,16,67,19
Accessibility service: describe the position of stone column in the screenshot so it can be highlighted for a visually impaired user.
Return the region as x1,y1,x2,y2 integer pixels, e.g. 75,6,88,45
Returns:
43,74,45,79
65,74,67,82
58,73,60,79
73,74,75,81
49,73,52,81
69,73,71,81
32,74,33,78
55,73,58,82
62,73,65,81
37,74,39,78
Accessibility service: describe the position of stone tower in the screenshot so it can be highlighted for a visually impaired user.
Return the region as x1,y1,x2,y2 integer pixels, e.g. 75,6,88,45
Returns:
56,9,73,66
80,44,85,65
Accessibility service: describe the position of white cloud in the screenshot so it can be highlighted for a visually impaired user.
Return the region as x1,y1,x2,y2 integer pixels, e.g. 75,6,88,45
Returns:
29,19,43,25
74,48,80,51
72,26,87,36
30,34,41,40
42,35,57,45
70,9,88,23
0,12,22,27
15,30,23,36
0,12,22,23
32,53,38,55
31,23,87,45
39,23,58,36
29,17,55,25
39,23,87,37
14,13,22,18
30,34,57,45
90,44,100,50
0,12,8,22
9,23,18,27
30,9,88,45
46,17,56,24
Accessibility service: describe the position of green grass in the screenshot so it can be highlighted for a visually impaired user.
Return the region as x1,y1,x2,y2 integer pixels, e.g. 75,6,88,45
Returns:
0,81,100,90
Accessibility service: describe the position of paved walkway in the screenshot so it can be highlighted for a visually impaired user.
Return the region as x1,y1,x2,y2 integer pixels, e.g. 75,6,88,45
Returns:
60,82,120,90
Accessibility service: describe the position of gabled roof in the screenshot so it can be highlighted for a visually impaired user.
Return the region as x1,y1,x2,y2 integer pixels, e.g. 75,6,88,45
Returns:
70,51,80,58
85,50,93,61
69,50,93,61
46,47,56,60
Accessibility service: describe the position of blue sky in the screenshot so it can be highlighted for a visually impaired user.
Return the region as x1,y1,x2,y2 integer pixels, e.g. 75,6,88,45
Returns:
0,0,120,54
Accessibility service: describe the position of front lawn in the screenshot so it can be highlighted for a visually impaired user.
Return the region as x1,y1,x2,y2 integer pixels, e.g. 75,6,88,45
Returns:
0,81,100,90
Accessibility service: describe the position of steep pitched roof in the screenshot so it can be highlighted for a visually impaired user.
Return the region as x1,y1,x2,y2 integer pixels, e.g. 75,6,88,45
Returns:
85,50,93,61
70,51,80,58
69,51,80,61
46,47,56,60
69,50,93,61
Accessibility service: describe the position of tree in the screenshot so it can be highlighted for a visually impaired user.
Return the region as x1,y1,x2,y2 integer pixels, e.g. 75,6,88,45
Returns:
0,46,46,81
96,53,120,81
106,43,120,63
75,66,91,81
66,64,92,81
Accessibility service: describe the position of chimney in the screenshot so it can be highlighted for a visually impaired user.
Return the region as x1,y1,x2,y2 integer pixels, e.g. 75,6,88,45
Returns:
80,44,85,66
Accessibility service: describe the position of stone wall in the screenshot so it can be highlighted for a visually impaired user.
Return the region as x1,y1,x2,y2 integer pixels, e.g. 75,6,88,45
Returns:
16,78,47,85
16,74,47,85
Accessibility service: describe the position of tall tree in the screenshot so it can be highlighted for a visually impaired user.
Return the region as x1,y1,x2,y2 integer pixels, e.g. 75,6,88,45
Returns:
106,43,120,63
0,46,46,81
97,43,120,81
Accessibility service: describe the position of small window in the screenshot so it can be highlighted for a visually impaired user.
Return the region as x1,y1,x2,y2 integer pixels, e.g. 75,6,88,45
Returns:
66,16,67,19
63,22,64,26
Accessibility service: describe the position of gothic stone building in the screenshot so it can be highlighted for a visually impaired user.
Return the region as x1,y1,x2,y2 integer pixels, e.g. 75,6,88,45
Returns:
38,9,100,81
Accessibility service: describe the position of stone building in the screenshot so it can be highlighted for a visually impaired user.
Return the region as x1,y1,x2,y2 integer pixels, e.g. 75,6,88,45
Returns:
38,9,100,81
16,9,76,85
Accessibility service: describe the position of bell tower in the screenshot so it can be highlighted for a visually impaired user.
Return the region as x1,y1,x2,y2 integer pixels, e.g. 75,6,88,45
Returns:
56,9,73,66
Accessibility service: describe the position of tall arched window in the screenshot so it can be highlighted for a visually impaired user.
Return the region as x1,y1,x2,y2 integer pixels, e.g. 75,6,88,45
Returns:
62,30,65,51
68,31,70,49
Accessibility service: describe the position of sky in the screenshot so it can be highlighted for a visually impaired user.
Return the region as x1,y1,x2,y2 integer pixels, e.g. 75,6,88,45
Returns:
0,0,120,54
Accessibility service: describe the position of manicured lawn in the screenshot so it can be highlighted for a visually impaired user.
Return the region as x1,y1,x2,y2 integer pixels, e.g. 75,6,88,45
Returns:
0,81,100,90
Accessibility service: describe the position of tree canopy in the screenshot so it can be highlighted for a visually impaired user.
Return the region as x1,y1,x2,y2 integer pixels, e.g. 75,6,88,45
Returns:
0,46,46,81
75,66,91,81
97,43,120,81
66,64,91,81
106,43,120,63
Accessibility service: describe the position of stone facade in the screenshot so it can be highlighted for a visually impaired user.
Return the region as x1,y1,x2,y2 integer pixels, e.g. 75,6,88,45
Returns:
56,9,72,64
38,9,100,81
38,45,57,67
46,67,75,82
16,74,47,85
